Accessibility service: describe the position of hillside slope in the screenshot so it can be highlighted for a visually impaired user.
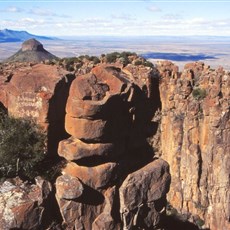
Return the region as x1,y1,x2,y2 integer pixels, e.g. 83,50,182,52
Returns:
4,38,58,62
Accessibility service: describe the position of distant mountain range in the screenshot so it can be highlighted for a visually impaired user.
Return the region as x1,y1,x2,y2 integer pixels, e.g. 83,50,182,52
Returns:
0,29,55,43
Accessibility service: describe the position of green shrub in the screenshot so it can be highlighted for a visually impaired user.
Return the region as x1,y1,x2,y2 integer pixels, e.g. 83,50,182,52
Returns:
105,51,136,65
119,57,129,66
166,202,189,222
0,112,46,179
166,203,178,216
60,57,83,71
38,158,66,183
120,51,137,58
194,216,205,228
105,52,120,63
134,60,143,66
64,57,79,65
66,65,75,72
144,61,154,68
90,56,100,64
192,88,207,100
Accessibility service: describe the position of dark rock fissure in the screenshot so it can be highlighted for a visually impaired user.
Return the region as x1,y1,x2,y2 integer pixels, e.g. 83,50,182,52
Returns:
47,73,75,156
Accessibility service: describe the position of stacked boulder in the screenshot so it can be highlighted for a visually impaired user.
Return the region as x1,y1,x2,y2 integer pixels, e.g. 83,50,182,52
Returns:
56,64,171,229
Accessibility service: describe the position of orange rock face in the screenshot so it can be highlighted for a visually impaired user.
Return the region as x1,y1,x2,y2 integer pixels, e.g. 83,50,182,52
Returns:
2,64,66,123
63,162,118,189
56,64,170,229
0,63,74,155
158,61,230,230
58,137,125,161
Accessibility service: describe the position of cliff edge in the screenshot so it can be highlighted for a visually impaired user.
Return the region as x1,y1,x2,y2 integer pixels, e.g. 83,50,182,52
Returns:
158,61,230,230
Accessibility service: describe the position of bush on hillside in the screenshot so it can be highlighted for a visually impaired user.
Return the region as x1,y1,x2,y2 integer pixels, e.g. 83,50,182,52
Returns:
0,111,46,180
192,88,207,100
105,51,137,65
105,52,120,63
144,61,154,68
134,60,143,66
88,56,100,64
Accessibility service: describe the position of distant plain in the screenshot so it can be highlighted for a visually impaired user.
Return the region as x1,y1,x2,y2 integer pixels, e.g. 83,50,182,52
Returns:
1,36,230,71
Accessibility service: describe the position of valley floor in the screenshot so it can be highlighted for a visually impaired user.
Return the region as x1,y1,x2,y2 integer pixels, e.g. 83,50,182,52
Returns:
1,36,230,70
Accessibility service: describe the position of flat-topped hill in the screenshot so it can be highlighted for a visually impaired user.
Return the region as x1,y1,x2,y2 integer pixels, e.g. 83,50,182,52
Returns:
4,38,58,63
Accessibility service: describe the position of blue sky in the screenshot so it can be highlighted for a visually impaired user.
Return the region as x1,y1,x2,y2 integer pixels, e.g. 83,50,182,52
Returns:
0,0,230,36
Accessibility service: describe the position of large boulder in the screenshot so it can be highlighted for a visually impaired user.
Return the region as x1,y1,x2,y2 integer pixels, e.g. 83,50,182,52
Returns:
58,137,125,161
56,174,84,200
0,177,52,230
119,159,171,229
63,162,118,189
0,63,74,154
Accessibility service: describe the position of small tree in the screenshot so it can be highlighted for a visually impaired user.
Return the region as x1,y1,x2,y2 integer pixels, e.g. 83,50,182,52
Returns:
144,61,154,68
0,111,46,179
192,88,207,100
105,52,120,63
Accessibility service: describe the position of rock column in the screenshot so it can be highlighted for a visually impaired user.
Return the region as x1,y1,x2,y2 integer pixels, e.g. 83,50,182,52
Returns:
56,65,171,229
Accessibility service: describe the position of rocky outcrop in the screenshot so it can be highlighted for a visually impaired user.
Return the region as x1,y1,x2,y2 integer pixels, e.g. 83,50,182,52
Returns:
56,64,171,229
4,38,58,63
0,63,74,154
158,61,230,230
119,159,170,229
1,55,228,230
0,177,52,230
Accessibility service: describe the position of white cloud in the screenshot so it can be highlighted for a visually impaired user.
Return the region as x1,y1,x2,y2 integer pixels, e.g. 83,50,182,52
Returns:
21,18,45,24
0,6,23,13
0,6,69,18
56,23,64,28
8,6,22,13
29,8,53,16
111,13,135,21
2,11,230,36
83,17,111,23
28,7,70,18
1,17,46,31
163,13,183,20
147,5,162,12
187,17,207,25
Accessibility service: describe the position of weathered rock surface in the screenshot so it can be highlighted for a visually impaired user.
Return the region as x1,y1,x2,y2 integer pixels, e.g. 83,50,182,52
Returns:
119,159,170,229
92,187,120,230
56,64,170,229
0,63,74,154
63,161,118,189
0,177,52,230
158,61,230,230
56,174,84,200
58,137,125,161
